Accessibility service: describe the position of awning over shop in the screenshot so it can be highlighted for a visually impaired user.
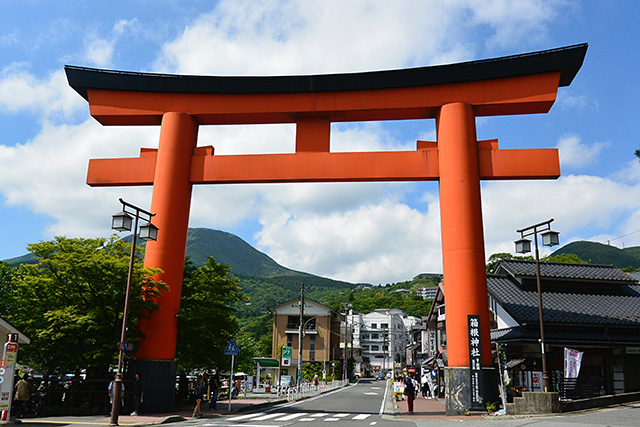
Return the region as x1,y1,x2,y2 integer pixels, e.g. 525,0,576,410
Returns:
254,357,279,368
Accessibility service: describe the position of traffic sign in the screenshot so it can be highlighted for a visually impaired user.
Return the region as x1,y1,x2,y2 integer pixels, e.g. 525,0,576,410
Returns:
224,339,239,356
117,342,134,351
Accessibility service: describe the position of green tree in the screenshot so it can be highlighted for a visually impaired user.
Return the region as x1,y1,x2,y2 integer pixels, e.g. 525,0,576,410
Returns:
176,257,248,371
0,261,16,317
4,236,165,378
485,252,533,274
542,253,587,264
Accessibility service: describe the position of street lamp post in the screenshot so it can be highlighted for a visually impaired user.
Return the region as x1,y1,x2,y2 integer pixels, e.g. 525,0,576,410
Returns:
110,198,158,425
515,218,559,392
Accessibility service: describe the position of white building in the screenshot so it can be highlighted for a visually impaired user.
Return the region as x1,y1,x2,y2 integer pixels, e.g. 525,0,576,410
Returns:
354,308,410,372
416,287,438,300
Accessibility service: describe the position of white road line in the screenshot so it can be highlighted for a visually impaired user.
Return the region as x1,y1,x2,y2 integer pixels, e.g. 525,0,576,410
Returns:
370,422,377,425
275,413,307,421
299,418,315,422
227,412,266,420
379,379,389,415
273,382,356,409
334,413,350,417
324,418,339,422
311,413,330,417
251,412,286,420
354,414,371,420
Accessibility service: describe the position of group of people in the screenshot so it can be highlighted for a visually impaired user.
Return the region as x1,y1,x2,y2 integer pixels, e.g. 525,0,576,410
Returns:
402,369,439,413
192,369,222,418
107,372,144,416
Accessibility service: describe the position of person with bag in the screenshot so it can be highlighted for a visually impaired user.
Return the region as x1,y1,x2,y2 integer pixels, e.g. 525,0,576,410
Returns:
404,375,416,413
192,375,206,418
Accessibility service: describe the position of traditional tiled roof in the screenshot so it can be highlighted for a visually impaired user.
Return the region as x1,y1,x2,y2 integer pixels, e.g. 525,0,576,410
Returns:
496,259,637,283
490,324,640,344
488,273,640,327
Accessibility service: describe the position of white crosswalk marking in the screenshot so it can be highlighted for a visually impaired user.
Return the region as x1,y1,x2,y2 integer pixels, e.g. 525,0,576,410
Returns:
353,414,371,420
251,412,286,421
274,413,307,421
225,411,375,424
227,412,266,421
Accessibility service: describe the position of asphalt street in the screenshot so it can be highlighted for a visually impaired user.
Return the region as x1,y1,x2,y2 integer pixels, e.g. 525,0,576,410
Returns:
190,378,412,427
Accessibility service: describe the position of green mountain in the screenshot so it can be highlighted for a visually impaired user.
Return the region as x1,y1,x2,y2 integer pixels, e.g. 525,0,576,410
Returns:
551,240,640,269
184,227,305,277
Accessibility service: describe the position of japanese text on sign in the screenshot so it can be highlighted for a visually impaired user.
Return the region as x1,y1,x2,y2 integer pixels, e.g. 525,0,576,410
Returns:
468,315,483,409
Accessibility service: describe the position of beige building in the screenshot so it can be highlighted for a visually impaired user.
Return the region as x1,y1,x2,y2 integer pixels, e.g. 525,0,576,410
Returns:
269,298,343,380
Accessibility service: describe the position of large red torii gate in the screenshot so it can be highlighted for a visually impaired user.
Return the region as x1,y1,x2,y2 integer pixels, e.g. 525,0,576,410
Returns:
66,44,587,413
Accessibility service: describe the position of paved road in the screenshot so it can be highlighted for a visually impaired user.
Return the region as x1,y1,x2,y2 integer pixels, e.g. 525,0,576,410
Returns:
196,379,412,427
409,401,640,427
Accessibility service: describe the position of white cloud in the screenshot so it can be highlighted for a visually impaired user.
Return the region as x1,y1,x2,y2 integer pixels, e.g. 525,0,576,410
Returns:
556,133,609,169
155,0,562,76
84,38,115,67
255,200,442,284
468,0,563,49
481,173,640,259
0,66,83,118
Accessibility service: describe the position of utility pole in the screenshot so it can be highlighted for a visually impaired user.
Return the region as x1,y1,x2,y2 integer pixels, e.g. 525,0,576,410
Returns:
298,283,304,385
349,309,354,377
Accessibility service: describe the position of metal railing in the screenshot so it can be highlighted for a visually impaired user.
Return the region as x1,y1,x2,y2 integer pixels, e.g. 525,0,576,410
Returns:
280,379,348,401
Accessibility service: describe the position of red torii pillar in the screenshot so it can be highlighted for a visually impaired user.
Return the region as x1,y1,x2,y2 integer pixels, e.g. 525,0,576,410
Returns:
65,44,587,413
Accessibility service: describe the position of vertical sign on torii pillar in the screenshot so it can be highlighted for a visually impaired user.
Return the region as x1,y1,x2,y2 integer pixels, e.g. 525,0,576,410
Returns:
66,44,587,414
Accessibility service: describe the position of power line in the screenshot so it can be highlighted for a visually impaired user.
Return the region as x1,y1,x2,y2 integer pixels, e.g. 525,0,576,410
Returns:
605,229,640,244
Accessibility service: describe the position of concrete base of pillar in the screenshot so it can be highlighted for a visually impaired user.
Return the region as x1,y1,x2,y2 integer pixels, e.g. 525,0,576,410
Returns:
506,392,560,415
127,359,177,413
444,367,498,415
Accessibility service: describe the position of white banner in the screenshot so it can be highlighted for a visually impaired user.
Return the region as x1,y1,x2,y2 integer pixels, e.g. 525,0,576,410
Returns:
564,347,583,379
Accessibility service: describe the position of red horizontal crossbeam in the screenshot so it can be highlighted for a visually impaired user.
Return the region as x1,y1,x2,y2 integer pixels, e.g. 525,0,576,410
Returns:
86,141,559,186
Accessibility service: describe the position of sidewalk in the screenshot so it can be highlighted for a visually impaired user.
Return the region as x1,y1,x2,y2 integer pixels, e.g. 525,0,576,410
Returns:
14,397,281,427
395,395,484,421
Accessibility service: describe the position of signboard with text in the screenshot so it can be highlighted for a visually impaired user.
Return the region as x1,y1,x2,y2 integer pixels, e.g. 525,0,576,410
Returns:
281,346,292,366
468,315,483,410
0,336,19,418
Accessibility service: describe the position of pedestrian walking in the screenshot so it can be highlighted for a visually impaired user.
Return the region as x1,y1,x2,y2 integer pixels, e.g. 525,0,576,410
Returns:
421,371,428,398
13,374,33,417
130,372,144,416
192,375,206,418
404,375,416,413
107,374,125,415
209,369,221,410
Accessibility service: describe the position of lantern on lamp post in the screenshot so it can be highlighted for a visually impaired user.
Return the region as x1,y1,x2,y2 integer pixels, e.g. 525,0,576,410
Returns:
514,218,559,393
109,198,158,426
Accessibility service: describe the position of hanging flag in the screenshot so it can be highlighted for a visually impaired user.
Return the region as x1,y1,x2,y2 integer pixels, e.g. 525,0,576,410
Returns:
564,347,583,379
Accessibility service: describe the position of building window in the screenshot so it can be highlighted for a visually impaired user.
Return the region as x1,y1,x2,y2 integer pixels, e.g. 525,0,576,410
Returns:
371,323,377,329
371,345,379,352
361,333,369,340
371,333,379,339
310,335,316,361
381,323,388,329
287,333,293,347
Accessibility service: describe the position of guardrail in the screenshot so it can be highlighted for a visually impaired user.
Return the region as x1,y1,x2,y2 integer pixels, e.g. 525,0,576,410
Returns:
279,379,349,401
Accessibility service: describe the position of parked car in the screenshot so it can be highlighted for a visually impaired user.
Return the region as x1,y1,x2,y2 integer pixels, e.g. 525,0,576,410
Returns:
375,372,386,380
277,375,293,388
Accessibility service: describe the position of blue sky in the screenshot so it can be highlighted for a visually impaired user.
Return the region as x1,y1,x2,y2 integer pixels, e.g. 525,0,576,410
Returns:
1,1,639,284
